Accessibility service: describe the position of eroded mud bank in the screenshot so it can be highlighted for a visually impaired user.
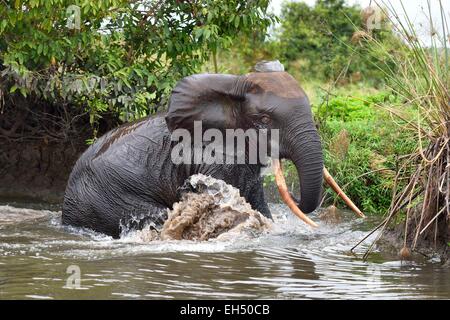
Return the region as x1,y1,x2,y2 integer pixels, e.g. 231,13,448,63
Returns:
0,140,84,203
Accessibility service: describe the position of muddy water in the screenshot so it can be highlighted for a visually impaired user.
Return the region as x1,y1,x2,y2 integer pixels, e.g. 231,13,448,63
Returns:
0,201,449,300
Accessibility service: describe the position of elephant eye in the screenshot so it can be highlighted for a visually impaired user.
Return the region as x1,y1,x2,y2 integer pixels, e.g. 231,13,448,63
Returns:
261,115,271,124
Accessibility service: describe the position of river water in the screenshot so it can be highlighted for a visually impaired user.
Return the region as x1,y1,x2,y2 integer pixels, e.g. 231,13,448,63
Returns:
0,200,448,300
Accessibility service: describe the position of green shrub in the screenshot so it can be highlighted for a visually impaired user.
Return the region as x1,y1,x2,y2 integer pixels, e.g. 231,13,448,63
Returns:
276,0,403,83
320,117,415,214
276,91,415,215
0,1,275,128
314,91,398,122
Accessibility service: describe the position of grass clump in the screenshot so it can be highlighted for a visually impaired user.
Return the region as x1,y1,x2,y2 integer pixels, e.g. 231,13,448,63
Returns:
354,0,449,258
317,91,416,215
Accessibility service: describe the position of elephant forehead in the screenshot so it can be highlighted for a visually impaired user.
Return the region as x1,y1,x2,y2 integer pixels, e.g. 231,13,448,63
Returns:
246,72,305,99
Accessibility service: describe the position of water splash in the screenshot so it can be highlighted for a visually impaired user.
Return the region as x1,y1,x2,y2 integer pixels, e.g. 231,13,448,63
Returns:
0,205,53,225
123,174,272,242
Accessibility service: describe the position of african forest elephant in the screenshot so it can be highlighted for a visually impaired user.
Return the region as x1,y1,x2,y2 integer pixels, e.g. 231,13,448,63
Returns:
62,62,325,238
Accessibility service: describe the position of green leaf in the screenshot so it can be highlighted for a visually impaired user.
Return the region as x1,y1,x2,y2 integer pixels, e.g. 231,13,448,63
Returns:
234,16,240,28
203,29,211,40
19,87,27,97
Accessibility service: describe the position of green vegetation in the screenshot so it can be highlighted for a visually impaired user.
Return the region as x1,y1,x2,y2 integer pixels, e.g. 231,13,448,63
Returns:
277,89,416,215
211,0,402,84
0,0,275,136
359,0,449,254
318,92,416,215
277,0,364,81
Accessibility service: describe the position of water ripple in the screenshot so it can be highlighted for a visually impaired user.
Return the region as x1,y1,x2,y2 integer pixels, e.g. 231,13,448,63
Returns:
0,204,448,299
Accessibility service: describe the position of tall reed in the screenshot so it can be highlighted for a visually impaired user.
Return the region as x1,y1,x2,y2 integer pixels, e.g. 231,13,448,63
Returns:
355,0,449,258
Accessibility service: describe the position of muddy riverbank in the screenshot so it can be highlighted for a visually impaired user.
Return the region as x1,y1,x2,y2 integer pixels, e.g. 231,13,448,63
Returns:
0,99,117,202
0,140,84,202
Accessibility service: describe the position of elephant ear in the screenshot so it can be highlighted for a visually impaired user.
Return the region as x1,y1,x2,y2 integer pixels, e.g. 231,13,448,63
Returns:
166,74,249,132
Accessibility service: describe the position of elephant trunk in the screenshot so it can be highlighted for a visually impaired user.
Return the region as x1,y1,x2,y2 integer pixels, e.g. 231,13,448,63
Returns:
283,121,324,215
275,122,365,224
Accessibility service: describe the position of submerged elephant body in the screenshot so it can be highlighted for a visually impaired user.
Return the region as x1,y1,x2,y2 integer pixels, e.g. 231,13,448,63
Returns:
62,66,324,238
62,116,268,238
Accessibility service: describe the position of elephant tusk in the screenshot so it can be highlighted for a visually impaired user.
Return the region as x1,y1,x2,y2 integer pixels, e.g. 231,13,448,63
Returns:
323,167,366,218
273,159,319,228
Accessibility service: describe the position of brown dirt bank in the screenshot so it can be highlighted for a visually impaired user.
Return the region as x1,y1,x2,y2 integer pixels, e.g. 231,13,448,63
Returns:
0,139,85,203
0,95,118,203
378,211,449,263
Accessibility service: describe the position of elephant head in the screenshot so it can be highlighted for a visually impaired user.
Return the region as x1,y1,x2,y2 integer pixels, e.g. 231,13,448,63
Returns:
165,63,324,222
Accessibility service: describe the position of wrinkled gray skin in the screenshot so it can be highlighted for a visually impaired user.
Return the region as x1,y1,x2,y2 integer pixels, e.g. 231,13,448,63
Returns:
62,71,323,238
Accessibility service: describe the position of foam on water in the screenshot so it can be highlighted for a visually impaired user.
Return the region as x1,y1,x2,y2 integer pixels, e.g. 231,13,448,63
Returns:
0,175,364,257
0,205,54,225
0,201,369,258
